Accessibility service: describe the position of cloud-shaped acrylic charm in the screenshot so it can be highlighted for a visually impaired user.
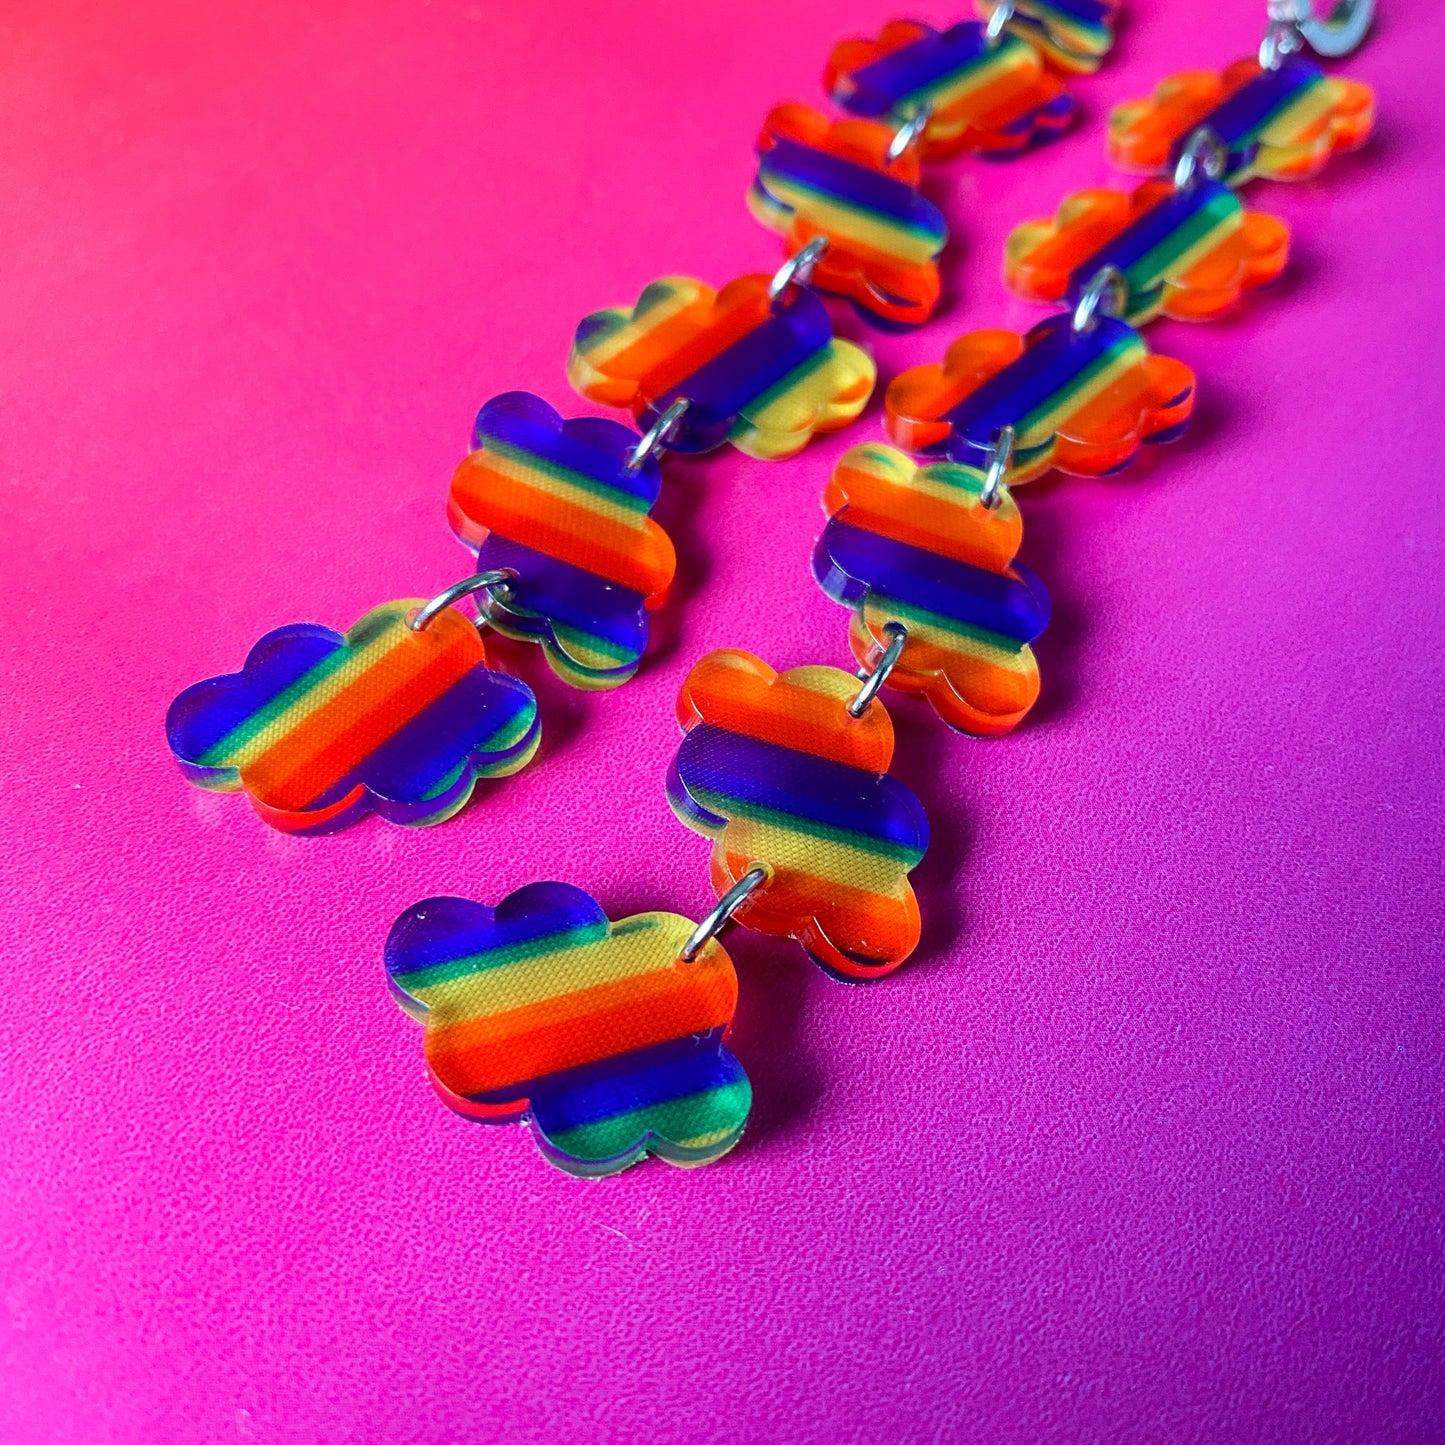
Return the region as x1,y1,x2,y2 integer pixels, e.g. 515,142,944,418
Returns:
386,882,751,1176
885,313,1195,485
166,601,539,835
567,274,875,461
448,392,677,690
748,103,948,328
825,19,1074,160
1108,56,1373,186
667,650,929,981
977,0,1120,75
814,444,1050,737
1005,179,1290,325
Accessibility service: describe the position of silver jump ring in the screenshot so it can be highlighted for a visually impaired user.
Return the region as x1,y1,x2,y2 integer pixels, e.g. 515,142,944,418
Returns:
768,235,829,304
886,104,933,163
626,397,690,470
408,569,516,632
680,867,770,962
1072,265,1127,335
985,0,1016,45
1172,126,1228,190
979,425,1016,510
1259,17,1304,67
848,623,908,719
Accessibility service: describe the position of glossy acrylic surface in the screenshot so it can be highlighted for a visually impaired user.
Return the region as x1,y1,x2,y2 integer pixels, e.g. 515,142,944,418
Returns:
448,392,676,689
825,19,1074,158
386,881,750,1176
814,443,1050,735
1005,178,1290,324
886,313,1196,482
666,649,929,980
749,103,948,327
977,0,1120,74
1108,56,1374,185
567,274,874,459
165,601,540,834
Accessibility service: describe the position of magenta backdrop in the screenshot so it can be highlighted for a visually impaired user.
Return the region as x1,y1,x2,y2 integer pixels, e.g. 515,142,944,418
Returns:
2,0,1442,1440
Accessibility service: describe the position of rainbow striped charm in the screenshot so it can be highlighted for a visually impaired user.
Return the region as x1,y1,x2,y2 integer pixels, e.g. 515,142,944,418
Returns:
567,274,875,461
1005,179,1290,326
825,19,1074,160
814,444,1050,737
448,392,676,690
977,0,1119,75
1109,56,1374,186
667,650,929,980
387,882,750,1176
749,103,948,328
885,313,1196,485
166,601,540,835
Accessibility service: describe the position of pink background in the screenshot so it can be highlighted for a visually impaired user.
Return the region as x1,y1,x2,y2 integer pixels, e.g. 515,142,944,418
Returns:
2,0,1442,1440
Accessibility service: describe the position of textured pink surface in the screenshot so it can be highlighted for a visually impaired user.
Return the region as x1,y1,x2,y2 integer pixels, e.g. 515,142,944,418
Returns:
2,0,1442,1439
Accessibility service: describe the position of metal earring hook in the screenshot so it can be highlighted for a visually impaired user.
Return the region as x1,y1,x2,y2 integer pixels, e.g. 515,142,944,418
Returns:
1261,0,1373,66
680,867,770,961
1299,0,1375,55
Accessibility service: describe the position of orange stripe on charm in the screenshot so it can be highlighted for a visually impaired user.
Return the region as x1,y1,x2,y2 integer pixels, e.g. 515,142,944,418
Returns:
448,457,674,598
676,649,896,773
245,622,475,810
425,966,736,1097
630,278,774,405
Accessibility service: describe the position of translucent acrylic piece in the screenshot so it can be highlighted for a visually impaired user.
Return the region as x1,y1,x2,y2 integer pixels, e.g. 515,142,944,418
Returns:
885,313,1196,484
1005,179,1290,325
448,392,677,690
666,649,929,980
813,443,1050,736
567,274,875,461
165,601,539,835
1108,56,1374,186
748,103,948,328
977,0,1120,74
825,19,1074,159
386,882,750,1177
